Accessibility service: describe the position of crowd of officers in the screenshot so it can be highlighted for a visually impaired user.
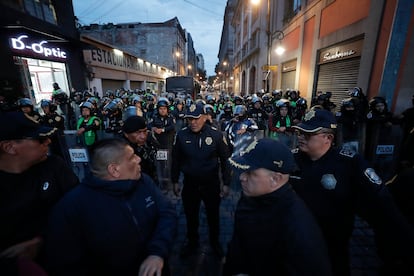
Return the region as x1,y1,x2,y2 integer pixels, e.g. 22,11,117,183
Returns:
2,85,414,275
10,86,414,176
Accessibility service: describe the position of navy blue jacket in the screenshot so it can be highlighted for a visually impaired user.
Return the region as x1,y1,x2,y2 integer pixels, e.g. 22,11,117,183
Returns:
45,173,177,276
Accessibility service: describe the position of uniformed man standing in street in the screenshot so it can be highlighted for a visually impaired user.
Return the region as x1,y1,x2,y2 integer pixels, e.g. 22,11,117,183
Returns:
171,102,231,258
290,109,414,276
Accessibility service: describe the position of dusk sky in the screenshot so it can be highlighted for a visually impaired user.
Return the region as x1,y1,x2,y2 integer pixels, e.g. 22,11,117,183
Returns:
72,0,228,76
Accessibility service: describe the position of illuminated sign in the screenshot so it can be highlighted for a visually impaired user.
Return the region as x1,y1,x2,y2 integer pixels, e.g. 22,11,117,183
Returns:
9,34,67,60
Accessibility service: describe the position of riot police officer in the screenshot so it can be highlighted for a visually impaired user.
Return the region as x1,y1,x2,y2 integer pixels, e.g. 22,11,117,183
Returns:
17,98,41,122
76,101,101,148
40,99,64,130
171,102,231,258
247,96,268,137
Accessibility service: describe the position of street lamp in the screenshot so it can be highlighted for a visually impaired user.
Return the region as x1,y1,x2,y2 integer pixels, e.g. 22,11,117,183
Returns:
274,31,285,55
251,0,285,93
175,51,180,75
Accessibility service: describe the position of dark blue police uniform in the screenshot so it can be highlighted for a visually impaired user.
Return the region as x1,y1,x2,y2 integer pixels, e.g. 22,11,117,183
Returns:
171,110,231,254
291,109,414,276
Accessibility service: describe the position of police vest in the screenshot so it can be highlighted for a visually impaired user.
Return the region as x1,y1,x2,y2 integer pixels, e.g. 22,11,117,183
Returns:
77,116,99,146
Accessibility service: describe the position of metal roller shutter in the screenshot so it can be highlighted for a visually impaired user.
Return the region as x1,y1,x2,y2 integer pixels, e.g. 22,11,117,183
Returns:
315,57,361,111
281,70,296,91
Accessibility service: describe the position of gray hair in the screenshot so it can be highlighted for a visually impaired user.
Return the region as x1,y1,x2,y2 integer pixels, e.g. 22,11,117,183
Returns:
89,138,129,178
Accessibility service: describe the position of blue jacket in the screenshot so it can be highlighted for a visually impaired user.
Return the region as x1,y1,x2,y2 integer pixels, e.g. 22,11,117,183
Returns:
46,173,177,276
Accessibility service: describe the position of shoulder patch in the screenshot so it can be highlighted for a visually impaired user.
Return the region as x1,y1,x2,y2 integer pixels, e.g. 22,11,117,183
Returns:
339,148,356,158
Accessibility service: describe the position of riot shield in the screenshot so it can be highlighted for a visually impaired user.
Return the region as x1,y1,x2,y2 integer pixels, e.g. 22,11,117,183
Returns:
155,148,172,192
61,130,90,181
365,124,402,181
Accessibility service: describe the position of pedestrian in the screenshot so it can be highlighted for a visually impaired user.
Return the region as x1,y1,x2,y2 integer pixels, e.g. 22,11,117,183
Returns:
0,112,79,275
122,115,160,182
171,102,231,258
45,138,177,276
290,109,414,275
224,138,332,275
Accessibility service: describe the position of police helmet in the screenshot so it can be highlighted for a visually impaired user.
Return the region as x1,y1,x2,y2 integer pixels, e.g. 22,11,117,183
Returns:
18,98,33,107
157,97,170,108
276,98,290,108
223,102,233,113
252,96,262,104
123,106,138,121
272,90,282,100
204,104,215,115
80,101,94,110
234,95,243,104
234,105,247,117
341,98,355,109
103,98,123,113
262,93,271,102
145,94,155,102
40,99,57,112
131,95,143,105
296,98,308,108
348,87,363,98
105,90,114,97
369,96,387,111
206,95,216,104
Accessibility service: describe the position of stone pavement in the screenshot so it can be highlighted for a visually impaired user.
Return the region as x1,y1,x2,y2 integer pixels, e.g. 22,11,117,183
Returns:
163,185,382,276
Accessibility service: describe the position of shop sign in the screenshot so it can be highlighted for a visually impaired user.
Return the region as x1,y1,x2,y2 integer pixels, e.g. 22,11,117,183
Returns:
319,39,363,64
9,34,67,60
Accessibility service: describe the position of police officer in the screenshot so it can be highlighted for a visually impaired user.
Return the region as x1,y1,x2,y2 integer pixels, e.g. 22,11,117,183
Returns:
17,98,41,122
76,101,101,148
40,99,65,130
171,102,231,258
290,109,414,276
224,138,331,275
122,115,159,182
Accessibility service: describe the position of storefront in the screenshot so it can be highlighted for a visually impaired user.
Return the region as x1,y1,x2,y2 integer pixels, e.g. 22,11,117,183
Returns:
281,59,297,91
5,29,74,104
314,39,364,110
82,36,172,96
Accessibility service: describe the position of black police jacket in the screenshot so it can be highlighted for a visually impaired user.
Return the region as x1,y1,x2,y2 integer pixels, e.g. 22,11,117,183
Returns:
290,147,414,267
171,124,231,186
224,184,332,276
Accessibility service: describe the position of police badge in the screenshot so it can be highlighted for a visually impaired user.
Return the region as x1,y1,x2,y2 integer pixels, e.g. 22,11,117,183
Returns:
321,174,337,190
304,110,316,121
364,168,382,185
205,137,213,145
189,104,196,112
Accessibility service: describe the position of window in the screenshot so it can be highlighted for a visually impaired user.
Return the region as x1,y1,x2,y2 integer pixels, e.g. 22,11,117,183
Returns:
23,0,57,24
283,0,301,24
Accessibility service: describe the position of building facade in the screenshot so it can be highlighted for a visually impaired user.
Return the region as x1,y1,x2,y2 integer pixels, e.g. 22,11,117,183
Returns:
0,0,85,104
217,0,237,94
78,17,191,77
229,0,414,113
81,35,173,96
